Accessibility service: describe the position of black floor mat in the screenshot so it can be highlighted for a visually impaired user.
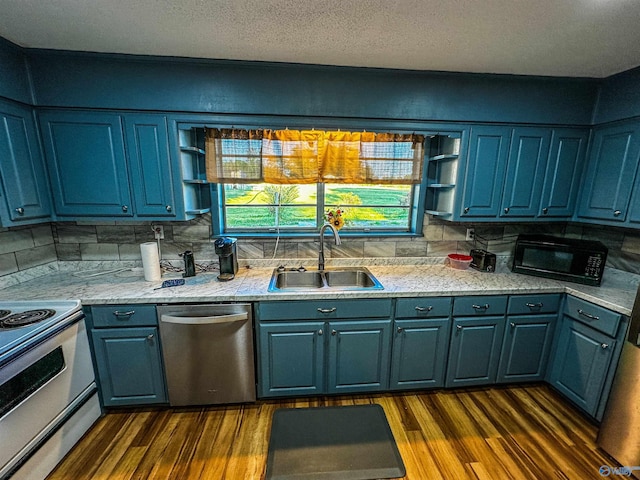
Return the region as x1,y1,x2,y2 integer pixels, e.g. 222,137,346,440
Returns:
266,404,406,480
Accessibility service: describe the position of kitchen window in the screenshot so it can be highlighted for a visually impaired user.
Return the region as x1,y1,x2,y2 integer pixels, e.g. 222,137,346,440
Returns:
220,182,417,234
207,128,425,236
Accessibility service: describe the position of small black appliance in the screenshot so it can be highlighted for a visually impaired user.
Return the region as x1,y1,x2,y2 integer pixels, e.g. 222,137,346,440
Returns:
214,237,239,281
181,250,196,277
470,249,497,272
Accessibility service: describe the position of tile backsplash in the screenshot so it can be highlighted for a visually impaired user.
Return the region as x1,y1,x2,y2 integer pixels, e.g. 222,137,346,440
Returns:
1,215,640,278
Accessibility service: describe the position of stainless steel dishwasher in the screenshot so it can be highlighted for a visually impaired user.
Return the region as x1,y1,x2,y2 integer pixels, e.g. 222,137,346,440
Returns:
156,303,256,406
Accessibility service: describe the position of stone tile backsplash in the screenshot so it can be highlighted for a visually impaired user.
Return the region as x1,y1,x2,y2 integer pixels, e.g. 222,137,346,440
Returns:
1,215,640,279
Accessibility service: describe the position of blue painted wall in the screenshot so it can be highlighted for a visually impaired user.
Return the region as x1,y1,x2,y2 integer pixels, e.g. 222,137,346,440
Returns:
25,49,598,126
593,66,640,124
0,38,33,104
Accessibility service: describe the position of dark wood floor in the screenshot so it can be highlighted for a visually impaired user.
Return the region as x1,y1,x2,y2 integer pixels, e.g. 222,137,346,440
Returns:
47,384,616,480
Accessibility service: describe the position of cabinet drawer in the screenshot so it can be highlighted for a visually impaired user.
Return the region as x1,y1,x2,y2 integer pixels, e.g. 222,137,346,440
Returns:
395,297,452,319
507,294,561,315
563,296,621,337
258,299,392,321
453,296,508,316
92,304,158,328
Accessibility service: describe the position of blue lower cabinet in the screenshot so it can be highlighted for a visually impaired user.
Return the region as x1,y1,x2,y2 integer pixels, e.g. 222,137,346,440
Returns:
327,320,392,394
497,314,556,383
390,318,450,390
258,322,325,398
446,316,505,387
547,318,615,418
91,327,167,406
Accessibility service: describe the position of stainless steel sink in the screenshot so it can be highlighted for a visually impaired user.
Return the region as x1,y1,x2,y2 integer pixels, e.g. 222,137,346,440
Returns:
268,267,383,292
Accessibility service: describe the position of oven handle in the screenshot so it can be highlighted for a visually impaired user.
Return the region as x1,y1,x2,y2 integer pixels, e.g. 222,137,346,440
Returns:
160,312,249,325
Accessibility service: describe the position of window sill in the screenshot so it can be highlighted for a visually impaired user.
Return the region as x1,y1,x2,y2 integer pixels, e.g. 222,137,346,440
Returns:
213,231,423,240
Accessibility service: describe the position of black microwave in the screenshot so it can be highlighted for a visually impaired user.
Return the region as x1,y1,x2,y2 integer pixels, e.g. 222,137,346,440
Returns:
512,234,608,286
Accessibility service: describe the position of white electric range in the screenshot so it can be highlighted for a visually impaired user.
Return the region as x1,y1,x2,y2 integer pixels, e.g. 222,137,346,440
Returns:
0,300,101,480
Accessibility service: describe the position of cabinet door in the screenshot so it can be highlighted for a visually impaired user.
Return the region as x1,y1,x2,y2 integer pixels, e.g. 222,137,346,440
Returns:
459,126,511,218
446,316,505,387
497,314,556,383
0,101,52,223
539,128,588,218
91,327,167,406
548,317,615,416
39,111,133,217
258,322,325,398
500,127,551,218
124,114,176,217
577,122,640,222
327,320,391,394
390,318,450,390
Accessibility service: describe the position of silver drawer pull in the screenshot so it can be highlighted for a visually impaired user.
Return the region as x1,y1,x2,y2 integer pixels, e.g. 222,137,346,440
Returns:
472,304,490,311
317,307,337,314
601,343,609,349
526,302,544,309
510,322,516,328
113,310,135,318
147,334,154,341
456,325,462,331
577,309,600,321
415,306,433,312
397,327,403,333
317,329,323,336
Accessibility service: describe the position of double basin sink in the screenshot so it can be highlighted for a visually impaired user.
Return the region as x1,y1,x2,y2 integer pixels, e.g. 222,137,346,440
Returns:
268,267,384,292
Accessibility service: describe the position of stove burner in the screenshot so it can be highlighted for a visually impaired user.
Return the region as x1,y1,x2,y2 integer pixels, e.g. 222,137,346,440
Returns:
0,309,10,320
1,309,56,328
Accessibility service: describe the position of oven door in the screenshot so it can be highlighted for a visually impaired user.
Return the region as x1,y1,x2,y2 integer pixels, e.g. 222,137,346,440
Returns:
0,317,97,478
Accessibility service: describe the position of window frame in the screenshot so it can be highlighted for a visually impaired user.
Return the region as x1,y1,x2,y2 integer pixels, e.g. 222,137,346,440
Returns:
217,182,420,236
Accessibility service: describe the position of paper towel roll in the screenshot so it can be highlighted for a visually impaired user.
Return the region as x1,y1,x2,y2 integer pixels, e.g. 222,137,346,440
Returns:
140,242,162,281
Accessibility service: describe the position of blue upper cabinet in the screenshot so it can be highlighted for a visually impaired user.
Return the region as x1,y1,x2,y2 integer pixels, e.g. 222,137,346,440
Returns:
124,114,176,217
576,121,640,223
0,100,52,225
458,126,512,218
500,127,551,219
39,110,133,217
539,128,589,218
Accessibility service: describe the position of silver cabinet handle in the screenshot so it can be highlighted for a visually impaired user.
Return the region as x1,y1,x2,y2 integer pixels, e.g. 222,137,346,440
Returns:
542,207,548,215
504,207,510,214
15,207,25,215
463,207,470,214
526,302,544,309
113,310,135,318
472,304,490,311
577,309,600,321
331,329,337,336
601,343,609,349
415,306,433,312
166,205,172,212
397,327,403,333
122,205,129,212
456,325,462,331
147,334,154,341
318,329,323,336
317,307,337,314
510,322,516,328
613,210,622,217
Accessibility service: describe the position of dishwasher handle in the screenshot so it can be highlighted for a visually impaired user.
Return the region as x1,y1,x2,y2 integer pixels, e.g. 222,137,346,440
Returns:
160,312,249,325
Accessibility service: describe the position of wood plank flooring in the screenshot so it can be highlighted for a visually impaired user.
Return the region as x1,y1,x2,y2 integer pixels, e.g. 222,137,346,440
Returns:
47,384,616,480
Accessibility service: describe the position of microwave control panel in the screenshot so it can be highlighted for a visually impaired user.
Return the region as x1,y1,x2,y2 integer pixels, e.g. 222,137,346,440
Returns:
585,254,604,278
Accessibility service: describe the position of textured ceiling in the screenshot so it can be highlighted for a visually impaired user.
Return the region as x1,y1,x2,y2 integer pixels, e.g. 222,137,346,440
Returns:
1,0,639,78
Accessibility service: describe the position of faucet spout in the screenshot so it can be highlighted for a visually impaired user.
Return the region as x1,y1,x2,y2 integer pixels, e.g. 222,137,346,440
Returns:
318,223,342,270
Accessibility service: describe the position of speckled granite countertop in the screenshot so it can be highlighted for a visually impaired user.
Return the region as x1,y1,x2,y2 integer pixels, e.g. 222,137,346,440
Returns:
0,261,637,316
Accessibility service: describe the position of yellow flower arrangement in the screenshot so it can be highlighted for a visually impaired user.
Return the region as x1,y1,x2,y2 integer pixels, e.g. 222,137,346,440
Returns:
324,208,345,230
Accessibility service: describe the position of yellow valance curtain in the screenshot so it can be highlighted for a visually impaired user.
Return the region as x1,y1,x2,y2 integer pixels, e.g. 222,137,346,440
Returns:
205,128,424,185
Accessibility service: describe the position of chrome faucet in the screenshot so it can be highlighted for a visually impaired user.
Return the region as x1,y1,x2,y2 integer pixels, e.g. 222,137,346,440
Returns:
318,223,341,270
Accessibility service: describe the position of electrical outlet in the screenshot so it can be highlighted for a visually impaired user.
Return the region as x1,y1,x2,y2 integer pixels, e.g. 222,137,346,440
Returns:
153,225,164,240
466,228,475,241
